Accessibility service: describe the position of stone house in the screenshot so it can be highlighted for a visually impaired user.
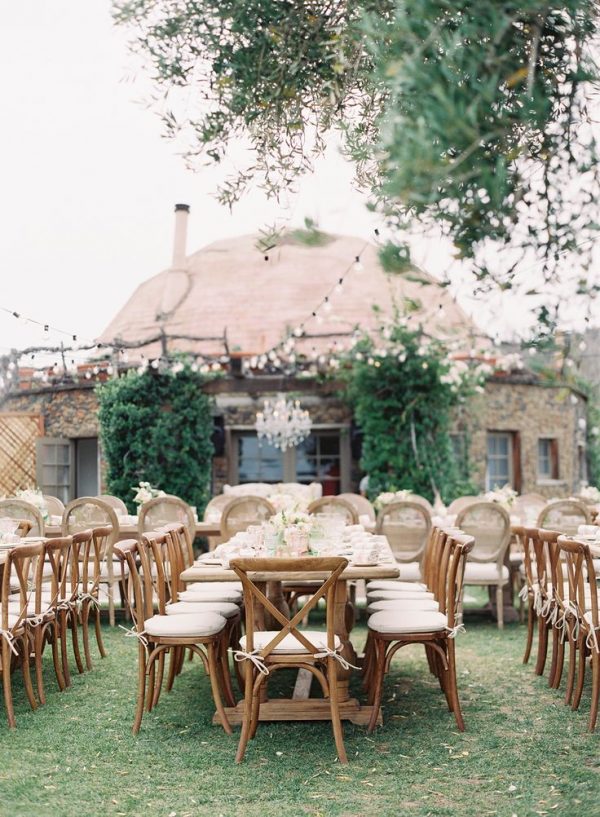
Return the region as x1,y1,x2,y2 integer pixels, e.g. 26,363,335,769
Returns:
0,206,588,503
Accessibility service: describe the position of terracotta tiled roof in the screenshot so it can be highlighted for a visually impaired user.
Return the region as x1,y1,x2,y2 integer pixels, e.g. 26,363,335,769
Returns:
99,233,485,360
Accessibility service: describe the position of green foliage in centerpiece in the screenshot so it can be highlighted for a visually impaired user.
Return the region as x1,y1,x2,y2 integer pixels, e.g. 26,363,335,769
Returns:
96,367,214,514
339,321,482,503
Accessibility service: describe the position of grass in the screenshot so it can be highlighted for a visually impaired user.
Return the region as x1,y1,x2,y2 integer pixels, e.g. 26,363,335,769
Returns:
0,610,599,817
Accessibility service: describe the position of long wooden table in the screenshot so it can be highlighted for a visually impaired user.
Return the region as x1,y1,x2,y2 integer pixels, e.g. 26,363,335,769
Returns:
180,549,400,727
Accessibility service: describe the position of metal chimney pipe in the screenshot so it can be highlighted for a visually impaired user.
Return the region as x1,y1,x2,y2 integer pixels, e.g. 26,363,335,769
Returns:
172,203,190,268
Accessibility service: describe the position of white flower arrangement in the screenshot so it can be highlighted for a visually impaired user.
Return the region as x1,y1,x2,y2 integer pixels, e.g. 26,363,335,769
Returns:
15,487,49,521
266,493,309,514
270,510,313,533
484,484,518,508
373,489,412,511
132,481,165,506
579,485,600,503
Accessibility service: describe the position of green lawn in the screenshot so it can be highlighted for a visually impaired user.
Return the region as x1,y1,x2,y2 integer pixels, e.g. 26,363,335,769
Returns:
0,613,598,817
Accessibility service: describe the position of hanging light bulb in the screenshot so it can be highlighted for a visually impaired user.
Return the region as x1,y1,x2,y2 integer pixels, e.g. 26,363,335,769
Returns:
353,256,364,272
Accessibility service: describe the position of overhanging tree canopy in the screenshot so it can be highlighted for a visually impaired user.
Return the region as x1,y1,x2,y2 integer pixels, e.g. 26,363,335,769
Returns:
114,0,600,323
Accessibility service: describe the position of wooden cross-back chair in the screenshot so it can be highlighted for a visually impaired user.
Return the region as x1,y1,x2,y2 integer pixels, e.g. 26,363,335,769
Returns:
70,527,108,671
557,535,600,731
115,537,232,736
0,499,45,536
364,534,474,734
40,536,77,691
230,556,349,764
1,540,45,727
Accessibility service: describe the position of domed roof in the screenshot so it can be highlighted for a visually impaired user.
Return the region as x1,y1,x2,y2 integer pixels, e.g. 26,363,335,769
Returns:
100,231,483,360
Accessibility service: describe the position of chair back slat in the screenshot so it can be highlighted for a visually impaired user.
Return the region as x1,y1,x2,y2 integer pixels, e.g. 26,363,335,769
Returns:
231,557,347,657
1,540,45,629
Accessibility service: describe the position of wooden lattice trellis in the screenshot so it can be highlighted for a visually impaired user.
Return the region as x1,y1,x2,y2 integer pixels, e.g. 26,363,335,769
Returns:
0,413,43,496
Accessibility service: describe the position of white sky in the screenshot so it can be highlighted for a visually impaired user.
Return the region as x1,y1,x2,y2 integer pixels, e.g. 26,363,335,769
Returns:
0,1,588,362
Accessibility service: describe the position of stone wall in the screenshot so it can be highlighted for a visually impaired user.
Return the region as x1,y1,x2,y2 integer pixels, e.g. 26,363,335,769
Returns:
0,374,586,499
455,377,586,496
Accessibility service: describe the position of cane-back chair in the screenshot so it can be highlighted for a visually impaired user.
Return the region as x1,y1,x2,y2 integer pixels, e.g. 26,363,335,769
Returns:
338,493,376,523
376,501,432,582
98,494,129,515
230,556,350,763
307,497,358,525
220,496,276,540
0,500,44,536
537,500,591,534
455,501,512,628
138,495,196,544
62,498,121,625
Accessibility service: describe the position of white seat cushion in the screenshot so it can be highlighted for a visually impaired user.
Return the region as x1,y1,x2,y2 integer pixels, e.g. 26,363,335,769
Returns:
179,588,242,603
187,581,242,592
166,601,239,618
7,600,53,619
239,630,341,654
367,598,439,614
367,589,435,601
396,562,423,582
367,580,427,592
464,563,509,583
144,612,226,638
368,610,448,634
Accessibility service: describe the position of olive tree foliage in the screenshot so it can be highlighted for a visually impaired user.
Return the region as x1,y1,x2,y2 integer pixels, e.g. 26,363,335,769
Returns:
113,1,600,320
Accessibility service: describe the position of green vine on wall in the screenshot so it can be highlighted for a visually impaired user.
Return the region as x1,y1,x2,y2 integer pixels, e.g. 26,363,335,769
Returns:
339,322,482,503
96,367,214,514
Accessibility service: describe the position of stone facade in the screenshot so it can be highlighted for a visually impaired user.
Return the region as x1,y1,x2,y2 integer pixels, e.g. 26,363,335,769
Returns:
0,372,587,500
455,375,587,496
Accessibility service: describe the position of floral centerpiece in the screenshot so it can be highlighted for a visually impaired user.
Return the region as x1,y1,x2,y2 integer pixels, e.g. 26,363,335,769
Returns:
579,485,600,504
266,492,309,514
484,484,518,508
269,510,313,534
15,487,49,521
373,489,412,512
132,481,165,506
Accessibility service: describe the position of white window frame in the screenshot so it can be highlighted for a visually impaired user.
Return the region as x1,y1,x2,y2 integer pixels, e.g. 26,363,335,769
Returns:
485,431,513,492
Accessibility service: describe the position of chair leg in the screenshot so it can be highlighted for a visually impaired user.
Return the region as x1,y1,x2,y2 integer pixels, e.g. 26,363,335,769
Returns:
551,632,565,690
589,650,599,732
496,585,504,630
571,635,587,711
166,647,179,692
2,640,16,728
535,617,548,676
207,643,232,735
219,637,236,708
446,639,465,732
81,602,93,671
132,644,147,735
50,622,66,692
236,662,256,762
59,610,71,687
152,651,166,709
328,657,348,764
21,634,37,711
564,630,577,705
146,658,156,712
523,602,535,664
94,604,107,658
34,627,47,704
367,637,386,734
70,610,84,675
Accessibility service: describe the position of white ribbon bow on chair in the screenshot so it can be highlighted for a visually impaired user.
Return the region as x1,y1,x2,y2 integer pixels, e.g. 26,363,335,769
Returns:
314,644,360,671
230,648,270,676
119,624,149,650
0,628,19,656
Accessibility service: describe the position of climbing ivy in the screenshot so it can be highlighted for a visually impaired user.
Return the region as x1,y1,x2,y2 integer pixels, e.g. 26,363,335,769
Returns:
339,323,481,503
96,367,214,514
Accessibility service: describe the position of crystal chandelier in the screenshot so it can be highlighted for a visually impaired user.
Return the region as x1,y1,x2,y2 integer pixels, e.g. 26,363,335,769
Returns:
255,395,311,451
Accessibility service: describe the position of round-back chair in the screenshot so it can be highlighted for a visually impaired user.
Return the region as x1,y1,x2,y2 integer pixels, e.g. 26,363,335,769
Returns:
511,493,547,525
203,494,234,523
375,500,432,564
307,497,359,525
138,495,196,540
455,501,512,627
62,498,121,625
98,494,129,515
220,496,276,539
43,495,65,517
536,499,591,534
338,493,376,522
447,495,480,515
0,499,45,536
407,494,434,514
